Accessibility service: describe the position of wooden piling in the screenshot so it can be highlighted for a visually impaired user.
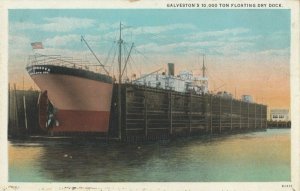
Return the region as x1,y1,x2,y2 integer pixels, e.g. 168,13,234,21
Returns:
219,96,222,133
239,100,242,129
189,93,192,134
13,84,19,132
204,95,209,133
230,97,233,131
124,85,127,139
265,111,267,129
144,89,148,137
247,102,250,129
210,95,213,134
118,84,122,140
260,105,263,128
8,83,11,131
169,91,173,135
254,104,256,129
23,95,28,130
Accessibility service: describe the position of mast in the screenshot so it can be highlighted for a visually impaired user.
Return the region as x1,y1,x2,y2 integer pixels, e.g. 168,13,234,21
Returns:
117,22,123,140
118,22,122,85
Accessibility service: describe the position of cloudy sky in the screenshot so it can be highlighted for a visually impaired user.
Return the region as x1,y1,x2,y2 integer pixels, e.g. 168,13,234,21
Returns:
8,9,290,109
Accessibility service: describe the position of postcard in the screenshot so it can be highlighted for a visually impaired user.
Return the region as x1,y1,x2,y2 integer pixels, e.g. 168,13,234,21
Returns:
0,0,299,190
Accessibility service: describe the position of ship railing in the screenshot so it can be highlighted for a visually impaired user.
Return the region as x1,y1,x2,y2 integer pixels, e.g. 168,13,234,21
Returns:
27,54,106,74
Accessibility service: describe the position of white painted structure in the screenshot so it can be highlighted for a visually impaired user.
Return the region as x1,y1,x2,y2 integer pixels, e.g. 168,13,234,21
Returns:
133,65,209,94
270,109,289,121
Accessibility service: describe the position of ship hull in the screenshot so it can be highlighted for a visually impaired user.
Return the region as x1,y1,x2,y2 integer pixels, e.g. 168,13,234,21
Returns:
27,65,113,133
53,110,110,132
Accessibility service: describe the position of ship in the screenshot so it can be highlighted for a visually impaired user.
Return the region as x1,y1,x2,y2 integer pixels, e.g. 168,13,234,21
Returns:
26,23,267,138
26,55,113,133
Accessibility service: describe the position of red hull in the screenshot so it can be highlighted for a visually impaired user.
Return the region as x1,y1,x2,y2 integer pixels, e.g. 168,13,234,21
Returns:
53,110,110,132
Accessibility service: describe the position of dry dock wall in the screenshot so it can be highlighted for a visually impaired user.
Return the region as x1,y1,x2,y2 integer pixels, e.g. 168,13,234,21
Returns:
110,84,268,141
8,88,41,137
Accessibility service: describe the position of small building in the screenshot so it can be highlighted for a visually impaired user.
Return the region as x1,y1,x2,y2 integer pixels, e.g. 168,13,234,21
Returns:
270,109,289,121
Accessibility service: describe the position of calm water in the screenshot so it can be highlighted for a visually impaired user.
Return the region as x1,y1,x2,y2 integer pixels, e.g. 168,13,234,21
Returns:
9,129,290,182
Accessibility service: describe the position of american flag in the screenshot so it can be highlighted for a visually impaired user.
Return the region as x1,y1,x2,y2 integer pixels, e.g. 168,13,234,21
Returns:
31,42,44,49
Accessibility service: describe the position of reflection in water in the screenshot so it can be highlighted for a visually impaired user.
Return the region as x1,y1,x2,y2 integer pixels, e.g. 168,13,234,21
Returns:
9,129,290,182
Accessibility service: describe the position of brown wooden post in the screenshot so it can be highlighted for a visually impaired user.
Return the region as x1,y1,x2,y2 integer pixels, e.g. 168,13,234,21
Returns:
189,93,192,134
219,96,222,133
265,106,268,129
239,101,242,129
230,98,233,131
14,84,19,131
144,89,148,137
205,95,209,133
169,91,173,135
260,105,263,128
8,83,11,130
210,95,213,134
247,102,250,129
23,95,28,131
254,104,256,129
123,85,127,139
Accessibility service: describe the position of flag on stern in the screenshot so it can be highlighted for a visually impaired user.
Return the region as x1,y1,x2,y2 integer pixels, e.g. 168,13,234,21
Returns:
31,42,44,49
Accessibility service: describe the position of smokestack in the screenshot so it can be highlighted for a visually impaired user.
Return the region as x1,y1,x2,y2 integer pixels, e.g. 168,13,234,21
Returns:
168,63,174,76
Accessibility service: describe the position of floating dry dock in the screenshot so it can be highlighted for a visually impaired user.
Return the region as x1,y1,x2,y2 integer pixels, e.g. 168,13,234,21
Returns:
109,84,268,141
9,84,268,141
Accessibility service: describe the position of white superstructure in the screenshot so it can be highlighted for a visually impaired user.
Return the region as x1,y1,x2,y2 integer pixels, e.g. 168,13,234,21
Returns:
133,63,209,94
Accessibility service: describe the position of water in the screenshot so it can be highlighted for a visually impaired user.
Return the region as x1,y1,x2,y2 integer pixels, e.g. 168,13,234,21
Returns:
8,129,290,182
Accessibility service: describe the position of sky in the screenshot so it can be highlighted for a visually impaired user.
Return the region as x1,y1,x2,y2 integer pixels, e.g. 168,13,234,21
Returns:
8,9,290,110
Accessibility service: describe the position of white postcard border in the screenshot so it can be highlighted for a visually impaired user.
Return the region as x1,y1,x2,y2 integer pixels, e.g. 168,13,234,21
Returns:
0,0,299,190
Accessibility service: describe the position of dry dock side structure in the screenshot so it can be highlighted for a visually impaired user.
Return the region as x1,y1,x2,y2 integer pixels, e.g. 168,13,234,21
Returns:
8,86,41,137
109,84,267,142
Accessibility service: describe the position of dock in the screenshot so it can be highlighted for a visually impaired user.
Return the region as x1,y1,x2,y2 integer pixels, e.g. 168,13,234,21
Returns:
109,84,268,142
8,83,268,142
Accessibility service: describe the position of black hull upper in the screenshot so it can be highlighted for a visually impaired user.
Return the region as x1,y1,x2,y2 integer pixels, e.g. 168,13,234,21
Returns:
26,64,113,84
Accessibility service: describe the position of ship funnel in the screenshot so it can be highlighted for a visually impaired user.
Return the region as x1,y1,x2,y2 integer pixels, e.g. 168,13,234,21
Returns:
168,63,174,76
